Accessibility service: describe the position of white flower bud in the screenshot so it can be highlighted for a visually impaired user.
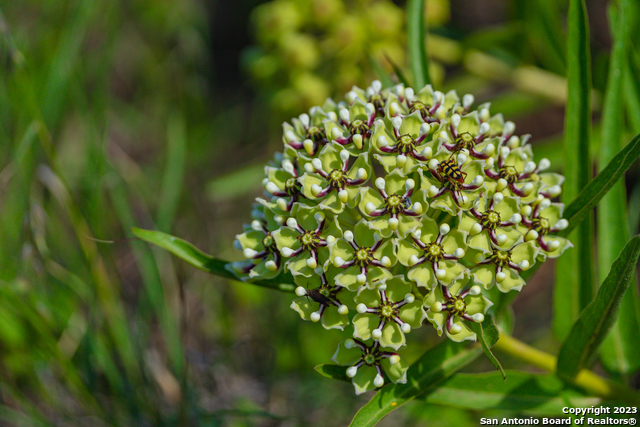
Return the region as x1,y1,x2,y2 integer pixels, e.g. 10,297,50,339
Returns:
372,328,383,339
365,103,375,117
496,271,507,282
404,87,415,100
521,183,534,196
428,185,439,197
355,168,367,180
306,257,318,269
496,233,508,245
243,248,258,258
412,228,422,239
521,205,532,216
344,338,356,349
430,302,443,312
303,139,314,155
478,122,490,135
265,182,280,194
365,202,377,215
377,135,388,147
286,217,298,228
285,130,297,142
457,153,468,165
451,114,461,128
343,230,354,242
299,113,310,128
373,374,385,388
339,109,350,122
265,260,278,271
371,80,382,93
469,285,482,296
453,248,465,259
375,177,386,190
404,293,415,304
405,178,415,191
333,256,345,267
392,116,403,130
295,286,307,297
331,127,343,140
409,255,420,266
470,223,483,235
311,158,323,171
436,269,447,279
340,149,350,163
493,192,504,204
356,274,367,285
483,144,495,156
327,111,338,122
389,354,401,365
435,106,446,120
461,195,469,205
463,94,474,108
439,224,450,235
439,130,449,141
474,253,486,263
338,189,349,203
419,123,431,136
346,91,358,104
412,202,423,215
353,134,364,149
503,121,515,135
356,303,368,314
304,162,314,174
396,154,407,168
380,256,392,268
500,146,510,160
326,235,336,244
538,158,551,171
346,366,358,378
389,102,401,116
388,217,399,230
554,219,568,230
518,260,530,270
377,283,387,291
338,304,349,315
485,157,495,169
401,323,411,334
524,161,536,174
449,323,462,334
525,229,539,241
538,198,551,211
311,184,323,196
433,91,443,103
546,185,562,197
472,313,485,323
547,240,560,250
428,159,439,171
420,146,433,159
479,108,490,122
310,312,321,322
472,175,484,186
507,135,520,149
509,213,522,223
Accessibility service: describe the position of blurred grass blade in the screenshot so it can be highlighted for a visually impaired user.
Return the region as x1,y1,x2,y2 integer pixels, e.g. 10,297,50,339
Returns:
420,372,598,415
469,315,505,380
553,0,594,342
557,236,640,381
157,112,187,232
407,0,430,88
558,132,640,238
349,341,481,427
384,54,410,87
131,227,295,292
596,0,640,375
314,364,349,382
624,51,640,133
367,55,394,89
524,0,566,75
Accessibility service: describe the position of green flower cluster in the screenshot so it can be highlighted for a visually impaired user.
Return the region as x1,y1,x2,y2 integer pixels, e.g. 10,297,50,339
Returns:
232,81,571,394
244,0,450,116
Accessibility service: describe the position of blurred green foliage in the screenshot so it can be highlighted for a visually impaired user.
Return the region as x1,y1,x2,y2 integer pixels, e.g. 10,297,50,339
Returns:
0,0,638,425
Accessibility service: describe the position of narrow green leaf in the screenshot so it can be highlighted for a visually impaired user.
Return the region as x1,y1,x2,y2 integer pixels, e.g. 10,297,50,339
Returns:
524,0,566,76
367,55,394,89
384,54,410,87
131,227,295,293
349,341,481,427
406,0,430,88
157,112,187,232
314,364,349,382
420,371,600,415
469,315,506,380
558,132,640,238
553,0,595,342
624,51,640,134
596,0,640,375
557,236,640,381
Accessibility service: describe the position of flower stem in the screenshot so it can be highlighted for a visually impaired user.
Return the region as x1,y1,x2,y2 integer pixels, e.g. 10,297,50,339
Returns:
493,333,640,405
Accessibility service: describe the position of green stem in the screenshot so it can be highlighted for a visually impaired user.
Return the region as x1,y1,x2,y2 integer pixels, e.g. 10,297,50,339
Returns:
494,333,640,405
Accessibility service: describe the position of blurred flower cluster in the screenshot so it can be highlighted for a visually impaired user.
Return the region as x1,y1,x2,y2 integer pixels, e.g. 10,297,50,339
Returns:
243,0,449,117
232,80,571,394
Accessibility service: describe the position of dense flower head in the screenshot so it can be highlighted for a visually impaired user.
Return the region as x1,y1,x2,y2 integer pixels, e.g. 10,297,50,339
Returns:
232,81,572,394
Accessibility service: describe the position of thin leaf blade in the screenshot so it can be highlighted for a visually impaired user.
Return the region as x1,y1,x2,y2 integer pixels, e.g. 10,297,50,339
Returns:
469,316,506,380
407,0,430,88
554,0,595,341
131,227,295,293
557,236,640,381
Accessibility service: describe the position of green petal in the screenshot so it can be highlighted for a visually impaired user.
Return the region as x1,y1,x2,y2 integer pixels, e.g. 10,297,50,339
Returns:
380,322,406,350
398,111,423,138
458,111,479,134
540,172,564,188
442,230,468,254
272,227,299,251
368,217,393,238
286,255,315,277
397,239,421,266
248,259,281,280
319,191,345,214
468,231,493,254
458,213,479,234
290,297,316,321
397,216,421,238
439,260,466,285
407,263,436,289
354,286,381,307
381,356,408,384
365,266,393,290
431,193,457,216
353,366,378,395
354,220,378,248
329,239,354,264
446,319,476,342
300,173,326,200
470,264,497,289
541,236,573,258
496,268,525,293
399,301,427,328
540,203,563,226
335,265,363,292
321,307,350,330
331,340,362,365
496,196,520,218
236,230,265,251
384,169,409,195
293,205,320,231
318,143,344,172
497,227,525,250
358,187,384,217
374,239,397,267
511,241,539,265
384,276,411,302
465,294,494,316
353,313,380,341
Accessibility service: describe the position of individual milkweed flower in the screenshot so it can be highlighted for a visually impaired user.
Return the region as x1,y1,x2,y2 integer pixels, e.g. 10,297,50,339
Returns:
519,198,572,259
352,276,427,350
282,108,331,157
424,273,493,342
440,110,497,160
357,169,426,238
290,266,350,330
370,111,438,174
299,143,370,213
273,206,341,277
262,156,306,213
399,85,460,123
483,146,539,202
469,240,539,293
323,98,377,154
421,152,485,214
332,338,408,395
328,220,396,291
233,207,283,279
459,192,523,253
346,80,387,117
397,216,467,287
